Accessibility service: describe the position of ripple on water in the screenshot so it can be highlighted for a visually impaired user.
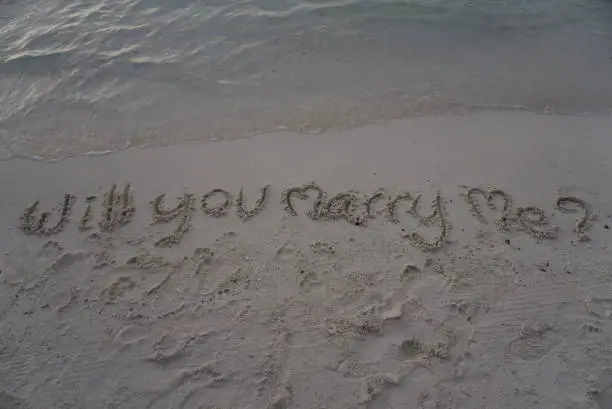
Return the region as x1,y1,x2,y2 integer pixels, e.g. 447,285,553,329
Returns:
1,0,612,160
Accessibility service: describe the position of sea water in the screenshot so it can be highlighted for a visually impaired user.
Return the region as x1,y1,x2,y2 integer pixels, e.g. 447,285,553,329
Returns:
1,0,611,160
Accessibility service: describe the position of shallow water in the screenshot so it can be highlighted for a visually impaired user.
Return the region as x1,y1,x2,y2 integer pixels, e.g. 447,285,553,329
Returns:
1,0,612,160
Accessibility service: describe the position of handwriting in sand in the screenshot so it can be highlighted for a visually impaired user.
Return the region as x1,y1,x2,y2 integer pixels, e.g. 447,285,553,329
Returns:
19,183,594,251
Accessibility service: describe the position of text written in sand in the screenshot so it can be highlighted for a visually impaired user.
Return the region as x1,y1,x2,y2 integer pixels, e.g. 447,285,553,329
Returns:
19,183,594,252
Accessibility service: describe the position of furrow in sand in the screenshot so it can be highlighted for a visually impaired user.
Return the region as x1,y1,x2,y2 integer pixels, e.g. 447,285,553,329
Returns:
472,282,578,318
42,345,110,394
477,299,577,328
0,348,46,389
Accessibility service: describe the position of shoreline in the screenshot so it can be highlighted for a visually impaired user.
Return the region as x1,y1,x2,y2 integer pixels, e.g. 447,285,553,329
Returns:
3,106,612,164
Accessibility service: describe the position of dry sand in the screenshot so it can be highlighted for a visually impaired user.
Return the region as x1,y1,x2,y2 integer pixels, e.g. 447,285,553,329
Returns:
1,111,612,409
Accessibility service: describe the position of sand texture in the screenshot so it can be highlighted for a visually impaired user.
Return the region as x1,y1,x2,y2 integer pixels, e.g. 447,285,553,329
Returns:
1,112,612,409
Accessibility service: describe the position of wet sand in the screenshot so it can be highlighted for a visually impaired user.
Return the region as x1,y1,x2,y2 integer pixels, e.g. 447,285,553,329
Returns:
1,111,612,408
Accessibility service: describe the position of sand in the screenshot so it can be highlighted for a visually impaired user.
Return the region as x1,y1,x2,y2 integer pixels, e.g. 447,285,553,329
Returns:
1,111,612,409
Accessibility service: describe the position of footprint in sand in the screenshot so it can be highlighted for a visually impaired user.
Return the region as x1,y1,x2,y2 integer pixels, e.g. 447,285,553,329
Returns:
38,240,64,257
400,264,422,279
46,251,88,273
44,287,79,312
310,241,337,256
360,372,402,407
586,298,612,320
509,324,562,361
100,276,137,303
215,231,238,251
581,318,603,334
2,242,66,286
398,339,423,360
22,250,88,295
274,240,301,263
145,332,201,365
210,267,250,302
191,247,215,274
297,269,323,294
337,360,379,378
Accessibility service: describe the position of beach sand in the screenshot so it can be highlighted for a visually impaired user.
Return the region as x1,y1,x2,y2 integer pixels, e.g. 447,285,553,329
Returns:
1,111,612,409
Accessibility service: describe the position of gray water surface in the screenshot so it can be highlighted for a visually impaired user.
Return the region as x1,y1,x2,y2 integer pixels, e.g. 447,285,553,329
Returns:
1,0,612,160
